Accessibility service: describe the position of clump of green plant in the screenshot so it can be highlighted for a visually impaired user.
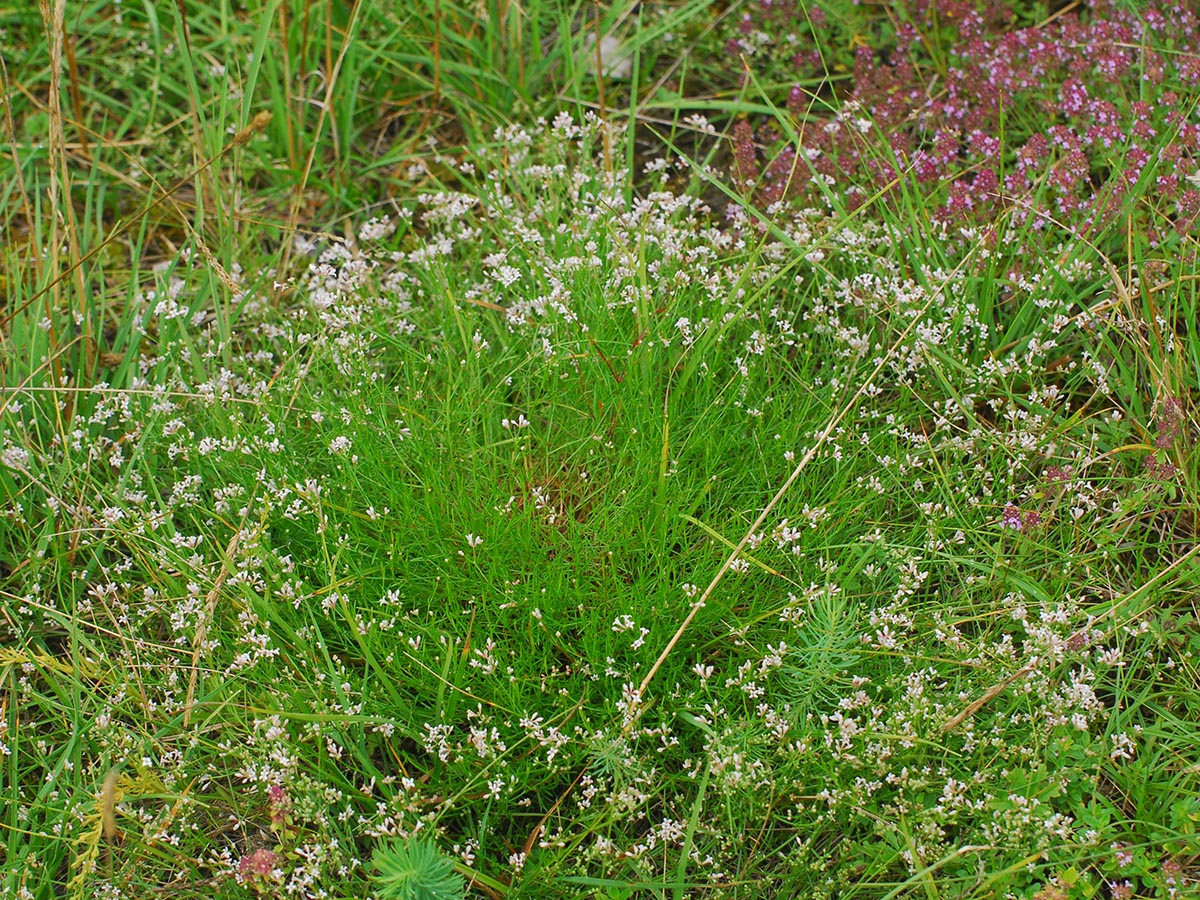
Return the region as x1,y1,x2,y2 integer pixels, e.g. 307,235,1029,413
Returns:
372,838,465,900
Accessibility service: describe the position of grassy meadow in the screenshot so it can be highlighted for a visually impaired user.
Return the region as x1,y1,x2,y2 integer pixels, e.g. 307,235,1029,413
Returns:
1,1,1199,898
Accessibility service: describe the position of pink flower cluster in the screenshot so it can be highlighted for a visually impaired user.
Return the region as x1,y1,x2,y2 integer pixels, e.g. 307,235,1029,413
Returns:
727,1,1200,255
238,848,280,879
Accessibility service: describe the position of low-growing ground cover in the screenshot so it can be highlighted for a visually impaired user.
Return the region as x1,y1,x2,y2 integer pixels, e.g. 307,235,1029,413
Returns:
1,1,1198,899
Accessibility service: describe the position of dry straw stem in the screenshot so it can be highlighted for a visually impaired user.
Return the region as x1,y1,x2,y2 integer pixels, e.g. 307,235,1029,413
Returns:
39,0,91,395
99,768,121,841
279,0,364,276
69,769,166,899
182,502,267,728
631,240,989,720
0,112,272,334
938,660,1038,735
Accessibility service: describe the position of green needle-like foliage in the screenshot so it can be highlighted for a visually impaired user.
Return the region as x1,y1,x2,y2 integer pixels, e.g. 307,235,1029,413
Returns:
371,838,465,900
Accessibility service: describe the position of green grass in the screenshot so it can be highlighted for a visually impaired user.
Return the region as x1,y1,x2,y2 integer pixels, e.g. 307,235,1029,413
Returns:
2,2,1199,899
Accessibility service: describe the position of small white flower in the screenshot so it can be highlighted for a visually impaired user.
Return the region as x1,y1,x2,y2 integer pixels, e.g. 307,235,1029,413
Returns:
357,215,396,242
490,265,522,287
611,615,635,633
1,447,30,470
1110,732,1136,761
